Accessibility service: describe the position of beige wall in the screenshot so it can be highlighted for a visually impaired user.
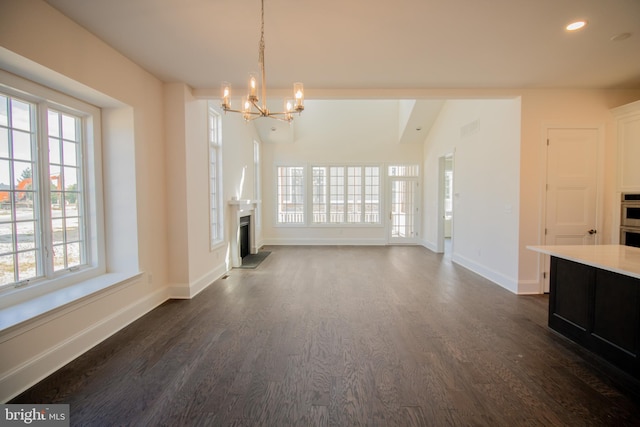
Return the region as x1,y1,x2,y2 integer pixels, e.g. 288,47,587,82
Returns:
0,0,170,401
517,89,640,292
0,0,255,400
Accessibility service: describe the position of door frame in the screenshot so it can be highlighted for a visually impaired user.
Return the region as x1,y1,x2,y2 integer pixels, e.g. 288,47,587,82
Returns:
538,124,605,292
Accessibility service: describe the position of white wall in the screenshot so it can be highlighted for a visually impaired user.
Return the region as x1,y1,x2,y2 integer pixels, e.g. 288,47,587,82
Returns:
422,99,522,292
261,99,424,245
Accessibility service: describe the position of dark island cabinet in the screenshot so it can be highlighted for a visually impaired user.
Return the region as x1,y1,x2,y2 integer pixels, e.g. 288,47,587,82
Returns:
549,257,640,379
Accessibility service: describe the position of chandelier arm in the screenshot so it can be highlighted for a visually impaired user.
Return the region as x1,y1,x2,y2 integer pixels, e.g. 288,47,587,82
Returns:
222,108,261,116
249,98,267,115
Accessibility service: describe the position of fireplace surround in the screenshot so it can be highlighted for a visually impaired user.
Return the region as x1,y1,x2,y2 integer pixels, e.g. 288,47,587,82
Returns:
228,199,259,267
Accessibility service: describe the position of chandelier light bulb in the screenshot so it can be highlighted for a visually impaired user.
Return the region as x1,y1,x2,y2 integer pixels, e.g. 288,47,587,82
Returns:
221,82,231,109
248,73,258,100
294,82,304,111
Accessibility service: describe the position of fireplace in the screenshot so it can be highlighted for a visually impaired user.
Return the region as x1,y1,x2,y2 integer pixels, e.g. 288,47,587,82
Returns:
228,199,259,267
239,215,250,258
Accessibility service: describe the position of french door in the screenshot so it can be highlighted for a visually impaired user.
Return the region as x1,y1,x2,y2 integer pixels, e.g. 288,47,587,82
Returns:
388,178,419,243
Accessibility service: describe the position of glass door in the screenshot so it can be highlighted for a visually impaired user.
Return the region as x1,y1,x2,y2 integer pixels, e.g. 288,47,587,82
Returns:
388,178,419,243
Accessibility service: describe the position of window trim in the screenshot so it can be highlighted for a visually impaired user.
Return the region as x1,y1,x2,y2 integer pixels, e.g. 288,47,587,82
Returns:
0,71,105,307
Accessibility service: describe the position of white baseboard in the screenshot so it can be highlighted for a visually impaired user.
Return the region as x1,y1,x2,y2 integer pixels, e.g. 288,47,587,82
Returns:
451,253,519,294
262,237,387,246
169,263,228,299
0,286,168,402
421,239,438,252
517,279,543,295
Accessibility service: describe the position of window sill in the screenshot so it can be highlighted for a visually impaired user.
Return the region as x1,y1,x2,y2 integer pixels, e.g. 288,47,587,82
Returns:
0,271,144,335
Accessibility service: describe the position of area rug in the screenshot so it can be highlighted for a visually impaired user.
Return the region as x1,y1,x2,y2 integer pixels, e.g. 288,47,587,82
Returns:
237,251,271,269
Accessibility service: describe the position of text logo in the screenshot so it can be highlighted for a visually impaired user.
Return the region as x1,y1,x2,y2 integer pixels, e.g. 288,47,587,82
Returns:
1,405,69,426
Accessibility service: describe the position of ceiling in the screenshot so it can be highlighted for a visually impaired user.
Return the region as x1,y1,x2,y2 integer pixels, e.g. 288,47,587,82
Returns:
45,0,640,93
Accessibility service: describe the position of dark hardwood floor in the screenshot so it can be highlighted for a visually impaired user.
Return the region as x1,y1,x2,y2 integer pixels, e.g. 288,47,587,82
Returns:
12,246,640,426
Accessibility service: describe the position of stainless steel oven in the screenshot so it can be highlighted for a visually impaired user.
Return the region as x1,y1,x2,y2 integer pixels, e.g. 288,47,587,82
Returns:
621,226,640,248
621,193,640,247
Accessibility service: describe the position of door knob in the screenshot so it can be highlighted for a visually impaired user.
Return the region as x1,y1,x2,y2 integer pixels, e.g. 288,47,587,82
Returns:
588,229,597,235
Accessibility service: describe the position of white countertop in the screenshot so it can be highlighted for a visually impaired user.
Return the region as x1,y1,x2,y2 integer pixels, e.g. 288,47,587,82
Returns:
527,245,640,280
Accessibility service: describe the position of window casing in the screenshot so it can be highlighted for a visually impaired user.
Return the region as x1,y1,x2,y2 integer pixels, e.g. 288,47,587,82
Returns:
0,79,100,293
208,104,223,248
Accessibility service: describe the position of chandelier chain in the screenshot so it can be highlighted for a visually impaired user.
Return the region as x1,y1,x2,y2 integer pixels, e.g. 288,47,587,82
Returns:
258,0,265,71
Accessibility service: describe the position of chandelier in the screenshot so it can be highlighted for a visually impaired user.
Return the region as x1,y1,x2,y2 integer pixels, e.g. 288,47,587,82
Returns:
221,0,304,122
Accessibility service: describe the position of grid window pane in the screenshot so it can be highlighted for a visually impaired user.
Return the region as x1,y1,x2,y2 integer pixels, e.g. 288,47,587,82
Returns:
0,254,14,285
0,95,41,286
0,128,8,158
329,167,344,223
312,167,327,223
52,245,65,271
346,167,362,223
364,166,380,223
48,110,86,273
11,99,31,131
277,166,305,224
388,164,419,177
17,251,37,280
16,220,36,251
0,95,7,127
12,130,32,161
309,165,381,225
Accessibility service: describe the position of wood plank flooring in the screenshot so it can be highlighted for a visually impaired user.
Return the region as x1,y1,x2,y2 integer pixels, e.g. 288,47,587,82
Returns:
11,245,640,426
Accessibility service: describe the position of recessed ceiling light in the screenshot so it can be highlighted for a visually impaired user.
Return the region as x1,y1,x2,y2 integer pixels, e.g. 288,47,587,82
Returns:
566,20,587,31
610,32,632,41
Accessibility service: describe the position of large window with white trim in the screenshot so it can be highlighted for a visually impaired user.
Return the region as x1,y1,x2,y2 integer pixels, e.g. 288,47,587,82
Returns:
276,166,305,224
208,104,223,248
312,165,381,224
0,81,99,291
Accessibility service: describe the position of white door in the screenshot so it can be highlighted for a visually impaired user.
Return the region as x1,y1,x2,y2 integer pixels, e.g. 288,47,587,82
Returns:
543,128,599,291
388,178,419,243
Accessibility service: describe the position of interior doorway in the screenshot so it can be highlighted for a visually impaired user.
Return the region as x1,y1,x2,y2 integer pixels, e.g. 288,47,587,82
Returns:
437,153,454,255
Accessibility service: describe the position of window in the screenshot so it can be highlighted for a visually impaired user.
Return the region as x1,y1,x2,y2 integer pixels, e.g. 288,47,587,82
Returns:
312,165,381,224
388,164,419,177
444,169,453,219
0,82,99,291
208,104,223,248
311,166,327,223
276,166,304,224
253,140,261,234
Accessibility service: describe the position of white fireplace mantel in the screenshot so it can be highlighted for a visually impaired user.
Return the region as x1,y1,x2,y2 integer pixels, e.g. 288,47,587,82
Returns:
228,199,260,267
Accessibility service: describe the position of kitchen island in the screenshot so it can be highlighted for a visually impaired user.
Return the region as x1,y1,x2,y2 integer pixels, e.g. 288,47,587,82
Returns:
528,245,640,385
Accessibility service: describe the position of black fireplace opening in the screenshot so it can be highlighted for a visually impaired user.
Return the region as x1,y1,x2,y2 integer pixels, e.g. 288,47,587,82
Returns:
239,215,250,258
